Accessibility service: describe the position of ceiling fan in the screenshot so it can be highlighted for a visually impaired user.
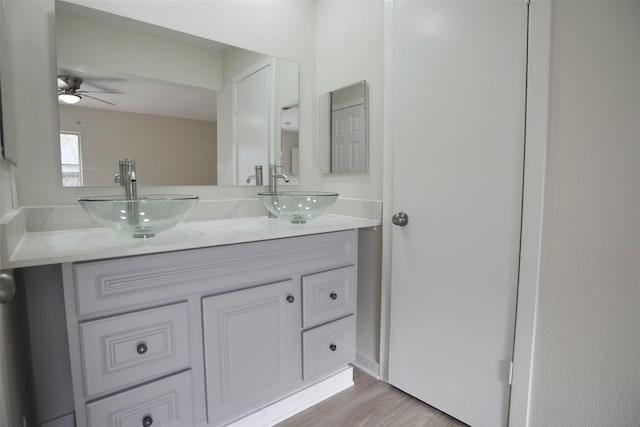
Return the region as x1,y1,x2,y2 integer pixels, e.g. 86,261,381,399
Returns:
57,75,123,106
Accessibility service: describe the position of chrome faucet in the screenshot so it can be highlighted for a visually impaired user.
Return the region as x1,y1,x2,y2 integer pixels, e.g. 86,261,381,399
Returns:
114,158,137,200
268,164,289,218
246,165,264,186
269,164,289,193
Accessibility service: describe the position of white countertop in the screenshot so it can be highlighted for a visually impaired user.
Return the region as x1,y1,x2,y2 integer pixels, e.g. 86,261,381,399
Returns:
4,215,380,269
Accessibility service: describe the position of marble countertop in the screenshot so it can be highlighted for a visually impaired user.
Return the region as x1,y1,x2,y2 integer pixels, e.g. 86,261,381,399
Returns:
4,215,380,269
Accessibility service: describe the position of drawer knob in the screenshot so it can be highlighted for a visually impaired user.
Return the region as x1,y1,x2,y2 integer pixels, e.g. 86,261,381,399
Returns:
142,415,153,426
330,292,338,300
286,295,295,303
136,343,148,355
330,344,337,352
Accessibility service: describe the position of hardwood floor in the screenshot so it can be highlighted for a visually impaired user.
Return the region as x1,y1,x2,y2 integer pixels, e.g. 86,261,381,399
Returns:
276,368,467,427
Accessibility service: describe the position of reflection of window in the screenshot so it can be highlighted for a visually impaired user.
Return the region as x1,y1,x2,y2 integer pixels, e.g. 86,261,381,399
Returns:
60,132,82,187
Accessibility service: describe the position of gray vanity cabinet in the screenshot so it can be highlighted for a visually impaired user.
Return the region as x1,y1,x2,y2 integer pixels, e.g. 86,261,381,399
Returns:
202,280,299,425
57,230,357,427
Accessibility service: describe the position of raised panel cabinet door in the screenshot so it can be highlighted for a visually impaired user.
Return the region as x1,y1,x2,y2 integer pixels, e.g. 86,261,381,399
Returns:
202,280,298,426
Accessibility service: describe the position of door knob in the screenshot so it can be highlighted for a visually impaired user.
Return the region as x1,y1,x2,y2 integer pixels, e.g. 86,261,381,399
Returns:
392,212,409,227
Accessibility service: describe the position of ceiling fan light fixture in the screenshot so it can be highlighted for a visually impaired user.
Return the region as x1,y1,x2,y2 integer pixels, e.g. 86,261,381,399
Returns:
59,93,81,104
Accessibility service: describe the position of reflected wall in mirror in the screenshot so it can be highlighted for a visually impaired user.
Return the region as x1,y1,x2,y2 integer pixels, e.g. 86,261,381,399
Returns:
55,1,299,187
280,105,300,176
0,75,5,164
0,0,16,166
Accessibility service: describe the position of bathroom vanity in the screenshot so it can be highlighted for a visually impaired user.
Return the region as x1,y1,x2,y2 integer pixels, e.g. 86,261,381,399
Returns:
6,215,378,427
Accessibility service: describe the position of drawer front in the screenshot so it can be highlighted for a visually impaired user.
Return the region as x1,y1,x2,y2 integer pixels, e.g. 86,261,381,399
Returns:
302,265,356,328
80,302,190,398
86,370,193,427
303,315,355,381
73,230,357,316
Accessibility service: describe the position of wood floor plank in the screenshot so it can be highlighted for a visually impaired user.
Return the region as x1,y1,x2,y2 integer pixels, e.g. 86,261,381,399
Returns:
276,368,468,427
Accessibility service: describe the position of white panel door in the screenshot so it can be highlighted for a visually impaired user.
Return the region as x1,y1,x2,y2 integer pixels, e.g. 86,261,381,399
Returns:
332,103,366,173
235,64,270,185
388,2,528,426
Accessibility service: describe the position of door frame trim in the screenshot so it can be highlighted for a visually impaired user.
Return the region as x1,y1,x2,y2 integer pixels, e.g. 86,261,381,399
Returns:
508,1,551,426
379,1,551,426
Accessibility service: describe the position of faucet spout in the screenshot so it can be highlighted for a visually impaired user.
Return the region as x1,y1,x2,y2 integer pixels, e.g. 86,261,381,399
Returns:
117,159,138,200
267,164,290,218
246,165,264,185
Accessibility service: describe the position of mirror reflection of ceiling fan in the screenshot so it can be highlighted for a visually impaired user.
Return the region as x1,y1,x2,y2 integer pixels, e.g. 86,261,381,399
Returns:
57,75,123,105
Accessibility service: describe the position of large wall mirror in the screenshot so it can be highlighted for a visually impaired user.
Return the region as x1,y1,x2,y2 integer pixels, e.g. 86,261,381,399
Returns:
55,1,299,187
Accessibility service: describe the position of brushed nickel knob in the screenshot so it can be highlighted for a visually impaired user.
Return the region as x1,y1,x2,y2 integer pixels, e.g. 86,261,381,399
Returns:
392,212,409,227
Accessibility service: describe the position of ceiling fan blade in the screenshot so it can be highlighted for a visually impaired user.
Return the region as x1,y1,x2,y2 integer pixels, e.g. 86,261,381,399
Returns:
57,77,70,89
82,94,116,106
77,90,124,95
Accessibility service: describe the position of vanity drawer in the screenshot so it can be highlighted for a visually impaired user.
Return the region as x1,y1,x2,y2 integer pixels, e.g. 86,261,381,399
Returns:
72,230,357,316
79,302,190,398
302,315,355,381
86,370,193,427
302,265,356,328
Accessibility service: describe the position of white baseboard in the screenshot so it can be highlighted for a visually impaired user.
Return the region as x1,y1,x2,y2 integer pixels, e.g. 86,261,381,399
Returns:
352,353,380,379
228,367,354,427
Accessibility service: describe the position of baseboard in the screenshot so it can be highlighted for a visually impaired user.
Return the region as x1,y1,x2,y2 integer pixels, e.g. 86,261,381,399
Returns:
352,353,380,379
228,367,354,427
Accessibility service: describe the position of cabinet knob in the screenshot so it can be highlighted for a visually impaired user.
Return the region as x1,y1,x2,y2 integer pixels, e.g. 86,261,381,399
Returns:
330,344,337,352
286,295,295,303
142,415,153,427
330,292,338,300
137,343,148,355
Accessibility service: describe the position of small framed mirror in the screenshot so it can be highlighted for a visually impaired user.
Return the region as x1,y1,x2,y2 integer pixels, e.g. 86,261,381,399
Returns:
320,80,368,174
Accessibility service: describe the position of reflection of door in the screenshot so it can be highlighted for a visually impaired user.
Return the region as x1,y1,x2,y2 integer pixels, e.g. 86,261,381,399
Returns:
331,104,366,173
233,60,272,185
388,2,527,427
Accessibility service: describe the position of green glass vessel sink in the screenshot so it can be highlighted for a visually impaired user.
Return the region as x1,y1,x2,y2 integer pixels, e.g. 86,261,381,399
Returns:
78,194,199,238
258,191,339,223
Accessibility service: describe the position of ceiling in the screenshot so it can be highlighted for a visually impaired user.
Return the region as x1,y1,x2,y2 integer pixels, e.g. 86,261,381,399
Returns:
58,66,218,122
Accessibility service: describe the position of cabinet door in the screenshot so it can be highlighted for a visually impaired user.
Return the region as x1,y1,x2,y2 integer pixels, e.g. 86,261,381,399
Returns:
202,280,298,425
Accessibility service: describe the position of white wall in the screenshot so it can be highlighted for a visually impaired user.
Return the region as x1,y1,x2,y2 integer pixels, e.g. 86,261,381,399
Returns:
60,106,217,186
529,2,640,425
56,6,223,91
316,0,384,200
6,0,316,206
315,1,385,373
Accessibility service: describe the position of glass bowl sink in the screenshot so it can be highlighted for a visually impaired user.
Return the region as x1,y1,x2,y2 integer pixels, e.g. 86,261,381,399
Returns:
78,194,199,238
258,191,339,223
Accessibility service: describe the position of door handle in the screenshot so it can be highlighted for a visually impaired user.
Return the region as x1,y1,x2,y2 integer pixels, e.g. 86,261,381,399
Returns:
392,212,409,227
